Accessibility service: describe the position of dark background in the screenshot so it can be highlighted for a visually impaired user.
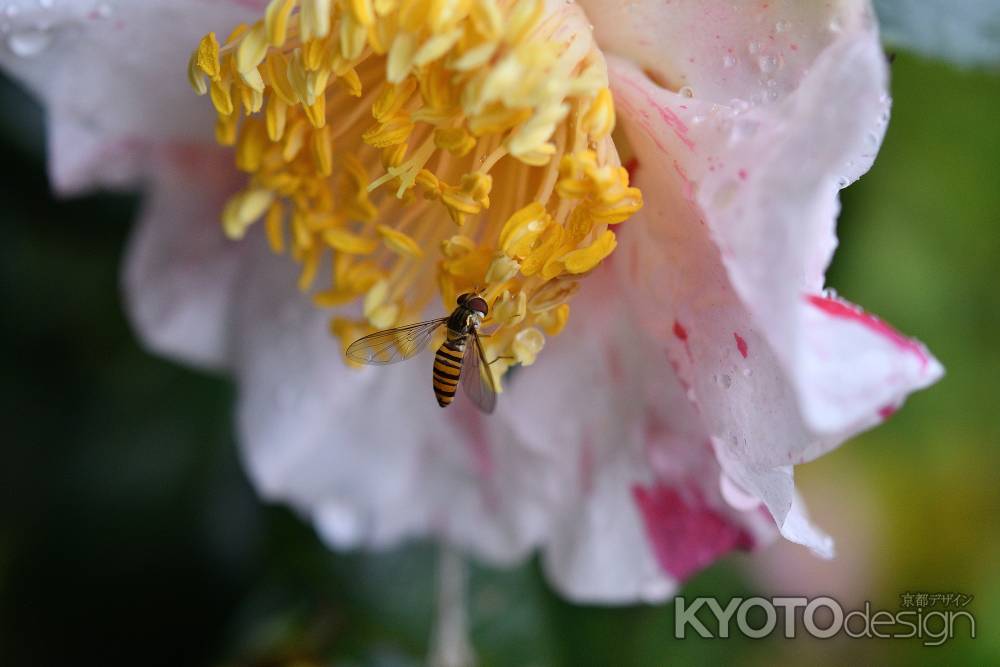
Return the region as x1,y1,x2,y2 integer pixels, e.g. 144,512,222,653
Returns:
2,47,999,667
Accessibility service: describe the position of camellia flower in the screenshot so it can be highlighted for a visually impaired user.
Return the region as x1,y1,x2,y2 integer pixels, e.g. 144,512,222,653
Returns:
1,0,942,612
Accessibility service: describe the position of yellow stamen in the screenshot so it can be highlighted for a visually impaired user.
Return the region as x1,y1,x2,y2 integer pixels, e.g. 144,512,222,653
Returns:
188,0,642,385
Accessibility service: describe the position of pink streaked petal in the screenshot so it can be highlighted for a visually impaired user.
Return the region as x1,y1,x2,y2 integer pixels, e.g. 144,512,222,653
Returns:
581,0,877,107
0,0,261,194
606,11,939,557
505,277,775,602
794,294,943,439
632,482,754,581
123,143,248,370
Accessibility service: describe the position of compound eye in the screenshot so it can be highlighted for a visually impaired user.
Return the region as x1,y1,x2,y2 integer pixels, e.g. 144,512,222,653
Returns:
456,292,471,305
468,296,489,315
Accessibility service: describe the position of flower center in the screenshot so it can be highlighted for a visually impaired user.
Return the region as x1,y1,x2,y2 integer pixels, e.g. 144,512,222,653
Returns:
188,0,641,386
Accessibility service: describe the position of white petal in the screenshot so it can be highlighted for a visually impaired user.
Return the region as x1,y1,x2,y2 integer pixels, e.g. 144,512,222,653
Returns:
231,239,559,565
123,145,249,370
0,0,260,193
505,280,776,602
606,16,941,555
581,0,877,107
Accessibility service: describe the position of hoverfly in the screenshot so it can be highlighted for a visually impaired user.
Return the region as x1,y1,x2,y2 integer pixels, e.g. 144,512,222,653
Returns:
345,292,498,414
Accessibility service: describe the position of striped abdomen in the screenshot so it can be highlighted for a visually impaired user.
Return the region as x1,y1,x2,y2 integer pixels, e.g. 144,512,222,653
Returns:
432,332,466,407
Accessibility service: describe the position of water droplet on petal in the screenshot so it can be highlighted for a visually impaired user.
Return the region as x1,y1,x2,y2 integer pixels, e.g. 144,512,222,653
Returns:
7,28,51,57
678,86,694,98
747,40,761,55
757,54,780,74
722,54,737,68
775,19,791,33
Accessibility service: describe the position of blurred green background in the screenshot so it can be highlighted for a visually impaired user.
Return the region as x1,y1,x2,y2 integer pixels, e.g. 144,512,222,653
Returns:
1,44,998,667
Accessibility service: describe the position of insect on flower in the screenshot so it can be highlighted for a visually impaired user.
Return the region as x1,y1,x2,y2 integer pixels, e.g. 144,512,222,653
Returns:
346,292,499,413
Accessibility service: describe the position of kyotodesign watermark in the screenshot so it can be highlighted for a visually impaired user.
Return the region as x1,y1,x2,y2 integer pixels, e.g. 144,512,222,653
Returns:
674,593,975,646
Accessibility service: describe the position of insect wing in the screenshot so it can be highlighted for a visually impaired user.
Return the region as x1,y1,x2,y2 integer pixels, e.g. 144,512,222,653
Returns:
461,330,497,414
346,318,448,365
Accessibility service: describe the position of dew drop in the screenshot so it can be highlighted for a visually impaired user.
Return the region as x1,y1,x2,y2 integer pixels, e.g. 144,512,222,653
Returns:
678,85,694,98
775,19,791,33
7,28,51,57
757,54,780,74
742,368,753,378
747,40,761,55
722,54,737,68
836,175,850,188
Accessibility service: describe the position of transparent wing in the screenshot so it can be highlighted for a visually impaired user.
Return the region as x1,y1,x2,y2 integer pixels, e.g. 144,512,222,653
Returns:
346,318,448,365
461,330,497,414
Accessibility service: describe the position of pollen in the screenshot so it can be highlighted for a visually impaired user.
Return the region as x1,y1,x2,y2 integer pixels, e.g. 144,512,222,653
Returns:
189,0,642,388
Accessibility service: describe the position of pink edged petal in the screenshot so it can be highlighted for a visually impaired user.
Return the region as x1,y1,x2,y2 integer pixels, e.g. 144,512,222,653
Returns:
580,0,876,107
123,143,248,370
606,9,941,555
504,277,775,603
0,0,262,194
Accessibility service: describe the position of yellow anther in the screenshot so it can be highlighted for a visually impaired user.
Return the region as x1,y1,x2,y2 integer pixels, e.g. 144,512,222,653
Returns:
236,22,269,74
236,118,268,172
215,109,239,145
265,201,286,253
363,113,415,147
441,234,476,258
324,227,379,254
265,0,297,47
194,32,221,79
264,52,297,104
492,289,527,328
511,327,545,365
582,88,615,139
298,244,323,291
222,188,274,239
433,127,476,156
559,229,617,274
470,0,503,40
373,79,417,122
349,0,376,26
536,303,569,335
377,224,424,258
209,78,234,116
485,253,520,284
311,125,334,176
505,0,544,45
191,0,640,383
363,279,399,328
300,0,333,41
340,68,363,97
441,172,492,225
265,95,288,141
498,202,549,256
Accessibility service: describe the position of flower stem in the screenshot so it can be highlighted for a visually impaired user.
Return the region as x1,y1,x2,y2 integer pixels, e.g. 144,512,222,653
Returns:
428,544,476,667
